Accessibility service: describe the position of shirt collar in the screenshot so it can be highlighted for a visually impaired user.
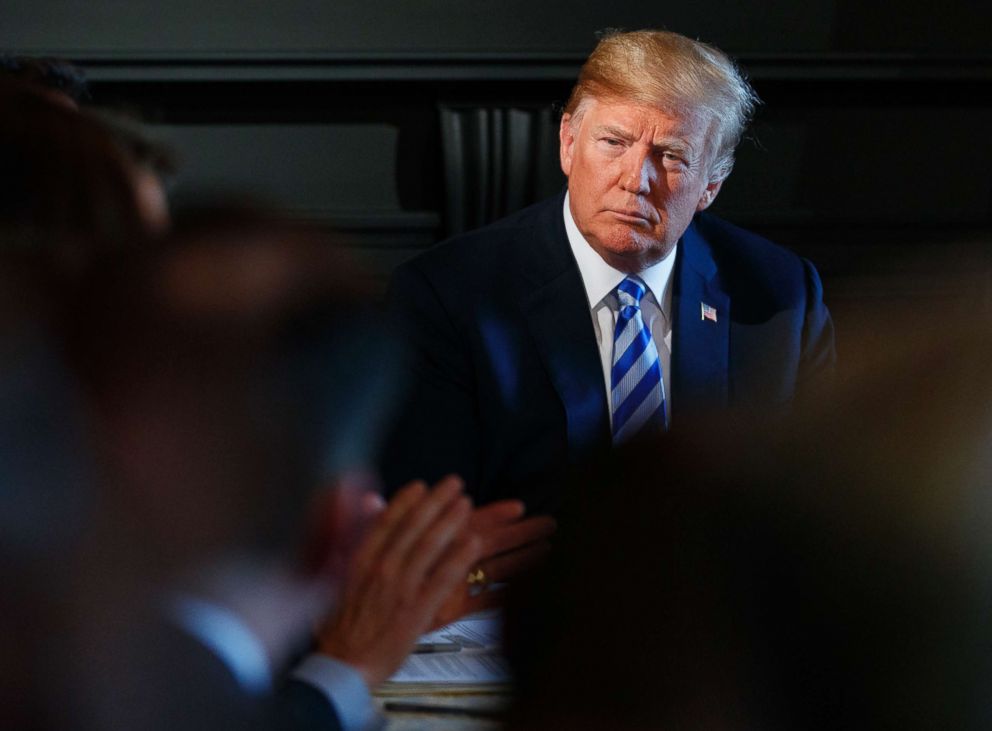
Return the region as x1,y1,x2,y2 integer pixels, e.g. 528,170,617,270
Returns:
563,191,678,316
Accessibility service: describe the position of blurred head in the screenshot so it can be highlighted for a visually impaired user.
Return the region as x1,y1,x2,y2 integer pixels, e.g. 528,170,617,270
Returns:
560,30,759,271
0,81,161,261
0,55,88,109
62,208,400,575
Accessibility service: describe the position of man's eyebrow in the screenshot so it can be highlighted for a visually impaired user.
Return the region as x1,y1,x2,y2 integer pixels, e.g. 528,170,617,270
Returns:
651,137,692,155
591,124,636,141
591,125,694,156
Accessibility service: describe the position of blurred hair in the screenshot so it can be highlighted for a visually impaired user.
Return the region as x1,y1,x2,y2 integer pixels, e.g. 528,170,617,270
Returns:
0,81,151,258
0,54,89,105
564,30,760,181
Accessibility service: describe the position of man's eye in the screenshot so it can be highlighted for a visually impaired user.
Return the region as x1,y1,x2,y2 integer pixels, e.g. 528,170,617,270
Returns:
662,151,682,162
602,138,623,146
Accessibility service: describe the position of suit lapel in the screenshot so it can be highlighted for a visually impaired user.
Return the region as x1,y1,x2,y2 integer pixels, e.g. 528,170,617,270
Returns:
519,196,611,459
672,218,730,416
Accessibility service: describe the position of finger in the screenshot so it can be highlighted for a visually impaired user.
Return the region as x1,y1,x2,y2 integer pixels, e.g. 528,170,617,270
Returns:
468,500,525,530
350,480,427,577
397,495,472,597
479,540,552,583
378,475,466,570
430,582,504,629
418,534,484,620
349,478,465,605
429,542,552,627
429,540,552,628
479,514,557,557
364,533,482,669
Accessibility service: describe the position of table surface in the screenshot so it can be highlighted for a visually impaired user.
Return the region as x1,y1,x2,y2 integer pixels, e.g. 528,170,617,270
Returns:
377,691,511,731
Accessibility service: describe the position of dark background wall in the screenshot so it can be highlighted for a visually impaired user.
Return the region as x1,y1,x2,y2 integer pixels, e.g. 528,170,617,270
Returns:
3,0,991,346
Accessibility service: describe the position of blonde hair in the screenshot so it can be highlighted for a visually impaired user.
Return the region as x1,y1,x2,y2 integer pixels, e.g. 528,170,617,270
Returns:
565,30,760,182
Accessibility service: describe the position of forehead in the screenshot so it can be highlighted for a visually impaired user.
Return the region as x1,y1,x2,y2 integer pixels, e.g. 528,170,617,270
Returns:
580,97,715,143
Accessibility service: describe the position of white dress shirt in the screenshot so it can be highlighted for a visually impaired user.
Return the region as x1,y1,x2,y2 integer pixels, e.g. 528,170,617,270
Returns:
563,192,676,426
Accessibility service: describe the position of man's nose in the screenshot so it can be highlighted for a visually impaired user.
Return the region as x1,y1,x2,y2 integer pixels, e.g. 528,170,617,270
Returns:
618,149,653,195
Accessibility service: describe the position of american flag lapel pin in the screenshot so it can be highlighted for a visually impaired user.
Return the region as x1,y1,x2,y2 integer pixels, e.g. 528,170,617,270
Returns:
701,302,718,323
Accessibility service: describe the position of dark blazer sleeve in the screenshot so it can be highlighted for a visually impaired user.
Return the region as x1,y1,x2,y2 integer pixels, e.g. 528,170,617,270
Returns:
112,619,347,731
275,679,344,731
379,259,482,496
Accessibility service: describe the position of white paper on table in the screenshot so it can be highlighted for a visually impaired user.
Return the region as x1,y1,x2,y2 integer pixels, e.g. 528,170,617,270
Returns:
415,609,502,651
387,650,511,684
382,611,510,689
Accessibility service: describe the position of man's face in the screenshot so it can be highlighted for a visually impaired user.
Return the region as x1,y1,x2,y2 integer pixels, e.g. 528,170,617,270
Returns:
560,97,723,272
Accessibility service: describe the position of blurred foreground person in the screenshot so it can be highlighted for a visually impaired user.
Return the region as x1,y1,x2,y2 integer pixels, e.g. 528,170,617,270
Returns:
0,258,94,730
0,79,165,260
56,211,550,731
508,305,992,730
0,92,177,726
0,76,549,727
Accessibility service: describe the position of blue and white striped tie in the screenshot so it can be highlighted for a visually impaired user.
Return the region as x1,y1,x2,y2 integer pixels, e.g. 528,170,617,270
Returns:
611,276,667,444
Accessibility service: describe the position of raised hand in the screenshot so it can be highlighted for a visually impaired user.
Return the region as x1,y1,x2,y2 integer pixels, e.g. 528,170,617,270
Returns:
315,476,482,687
431,499,556,628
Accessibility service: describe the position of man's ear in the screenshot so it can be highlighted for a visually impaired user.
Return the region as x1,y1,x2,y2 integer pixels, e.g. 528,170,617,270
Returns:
696,179,723,212
559,114,575,177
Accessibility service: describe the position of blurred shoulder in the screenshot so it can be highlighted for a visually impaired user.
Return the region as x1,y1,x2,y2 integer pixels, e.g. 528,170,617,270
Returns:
691,212,823,302
394,195,566,284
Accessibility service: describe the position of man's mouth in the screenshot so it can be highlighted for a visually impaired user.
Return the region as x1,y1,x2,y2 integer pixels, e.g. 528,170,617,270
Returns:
607,209,653,226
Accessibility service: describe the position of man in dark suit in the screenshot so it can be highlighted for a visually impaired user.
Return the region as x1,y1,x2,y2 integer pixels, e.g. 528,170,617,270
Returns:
383,30,834,512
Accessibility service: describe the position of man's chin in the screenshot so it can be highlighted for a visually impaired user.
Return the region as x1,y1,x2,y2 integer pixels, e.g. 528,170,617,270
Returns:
594,246,654,274
596,232,668,267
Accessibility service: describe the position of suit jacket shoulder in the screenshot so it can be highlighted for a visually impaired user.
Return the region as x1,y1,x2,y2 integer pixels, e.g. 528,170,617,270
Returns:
677,211,835,412
383,194,591,506
691,212,818,307
393,194,571,304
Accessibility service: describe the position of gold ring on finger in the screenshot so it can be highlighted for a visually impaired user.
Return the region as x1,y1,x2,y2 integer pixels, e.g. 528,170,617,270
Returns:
466,566,488,595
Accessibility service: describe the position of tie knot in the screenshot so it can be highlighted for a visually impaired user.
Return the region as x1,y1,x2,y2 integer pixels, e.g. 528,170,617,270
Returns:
616,277,647,309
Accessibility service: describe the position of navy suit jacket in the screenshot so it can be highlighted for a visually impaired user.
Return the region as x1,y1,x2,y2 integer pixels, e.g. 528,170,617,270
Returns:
91,611,344,731
382,193,835,512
